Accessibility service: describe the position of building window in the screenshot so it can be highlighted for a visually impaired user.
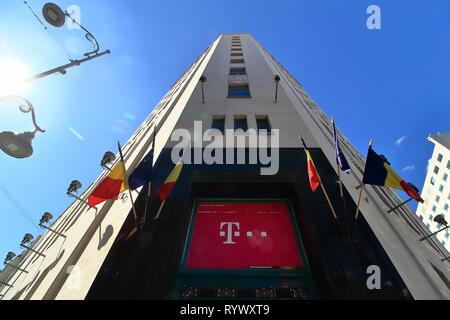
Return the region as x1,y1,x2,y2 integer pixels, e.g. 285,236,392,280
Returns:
447,161,450,170
256,115,271,132
437,153,443,162
211,116,225,133
436,195,441,203
231,48,242,51
431,177,436,185
231,52,243,57
419,215,424,221
230,58,245,64
446,232,450,240
427,223,431,228
234,116,248,131
429,214,434,221
439,185,445,193
229,67,246,75
228,85,251,98
432,205,437,212
444,173,448,182
444,204,449,212
434,166,440,174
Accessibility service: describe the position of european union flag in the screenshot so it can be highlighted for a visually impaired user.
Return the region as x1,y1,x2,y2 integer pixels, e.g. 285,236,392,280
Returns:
128,130,156,190
332,118,351,174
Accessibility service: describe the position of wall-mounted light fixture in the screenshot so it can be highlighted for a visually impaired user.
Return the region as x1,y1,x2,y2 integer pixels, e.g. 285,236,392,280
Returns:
199,75,207,104
100,151,116,171
420,214,449,242
274,75,280,103
39,212,66,238
19,233,46,258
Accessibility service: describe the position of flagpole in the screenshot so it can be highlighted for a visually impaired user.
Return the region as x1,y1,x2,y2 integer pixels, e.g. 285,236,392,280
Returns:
355,139,372,221
332,118,344,199
299,132,338,220
141,123,158,226
153,141,189,221
154,200,165,220
118,141,139,230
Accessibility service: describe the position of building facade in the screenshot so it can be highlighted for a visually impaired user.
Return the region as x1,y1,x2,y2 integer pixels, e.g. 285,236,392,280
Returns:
1,34,450,300
416,133,450,250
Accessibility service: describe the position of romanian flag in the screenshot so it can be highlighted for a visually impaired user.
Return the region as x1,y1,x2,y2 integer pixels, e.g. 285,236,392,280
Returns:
156,161,184,201
362,145,424,203
88,161,129,206
300,137,320,192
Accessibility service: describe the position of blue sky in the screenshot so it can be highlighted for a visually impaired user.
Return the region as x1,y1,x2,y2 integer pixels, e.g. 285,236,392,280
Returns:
1,0,449,254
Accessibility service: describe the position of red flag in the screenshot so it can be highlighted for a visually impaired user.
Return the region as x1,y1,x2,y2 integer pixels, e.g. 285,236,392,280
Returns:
88,161,128,206
305,149,320,192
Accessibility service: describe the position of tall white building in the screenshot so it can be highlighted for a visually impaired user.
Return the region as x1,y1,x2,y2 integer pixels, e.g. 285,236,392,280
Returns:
416,133,450,249
1,34,450,300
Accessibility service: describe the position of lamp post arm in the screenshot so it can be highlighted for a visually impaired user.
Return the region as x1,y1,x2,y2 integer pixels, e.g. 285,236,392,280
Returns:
0,95,45,133
64,11,100,57
25,49,110,83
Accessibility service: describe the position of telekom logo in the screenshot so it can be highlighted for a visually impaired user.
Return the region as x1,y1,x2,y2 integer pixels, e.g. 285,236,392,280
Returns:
219,222,268,245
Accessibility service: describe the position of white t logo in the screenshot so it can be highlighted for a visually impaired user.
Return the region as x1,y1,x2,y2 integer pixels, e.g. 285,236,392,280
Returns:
220,222,240,244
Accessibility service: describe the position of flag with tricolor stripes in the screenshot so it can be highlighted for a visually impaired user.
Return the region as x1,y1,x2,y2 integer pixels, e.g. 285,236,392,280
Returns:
362,145,424,203
300,136,320,192
88,160,129,206
156,161,184,201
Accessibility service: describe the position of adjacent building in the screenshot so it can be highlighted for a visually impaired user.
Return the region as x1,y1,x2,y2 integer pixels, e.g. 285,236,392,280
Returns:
1,34,450,300
416,133,450,249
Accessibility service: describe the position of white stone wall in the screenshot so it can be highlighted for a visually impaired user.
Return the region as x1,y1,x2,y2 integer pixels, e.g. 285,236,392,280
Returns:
1,34,450,300
417,136,450,250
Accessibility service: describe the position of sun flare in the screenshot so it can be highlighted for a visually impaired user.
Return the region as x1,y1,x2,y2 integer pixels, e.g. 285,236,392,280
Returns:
0,57,30,97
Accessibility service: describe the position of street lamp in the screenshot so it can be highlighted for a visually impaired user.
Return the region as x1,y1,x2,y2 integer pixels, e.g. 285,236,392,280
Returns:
0,95,45,159
42,2,100,58
22,2,111,84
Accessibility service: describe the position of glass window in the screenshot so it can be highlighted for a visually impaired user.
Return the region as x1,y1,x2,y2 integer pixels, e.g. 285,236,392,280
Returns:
429,214,434,221
231,52,243,57
447,160,450,170
445,204,449,212
228,85,250,98
432,205,437,212
437,154,443,162
256,116,271,132
211,116,225,133
444,173,448,182
234,116,248,131
230,58,245,64
434,166,440,174
419,215,424,221
439,185,445,193
436,195,441,203
229,67,246,75
431,177,436,185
